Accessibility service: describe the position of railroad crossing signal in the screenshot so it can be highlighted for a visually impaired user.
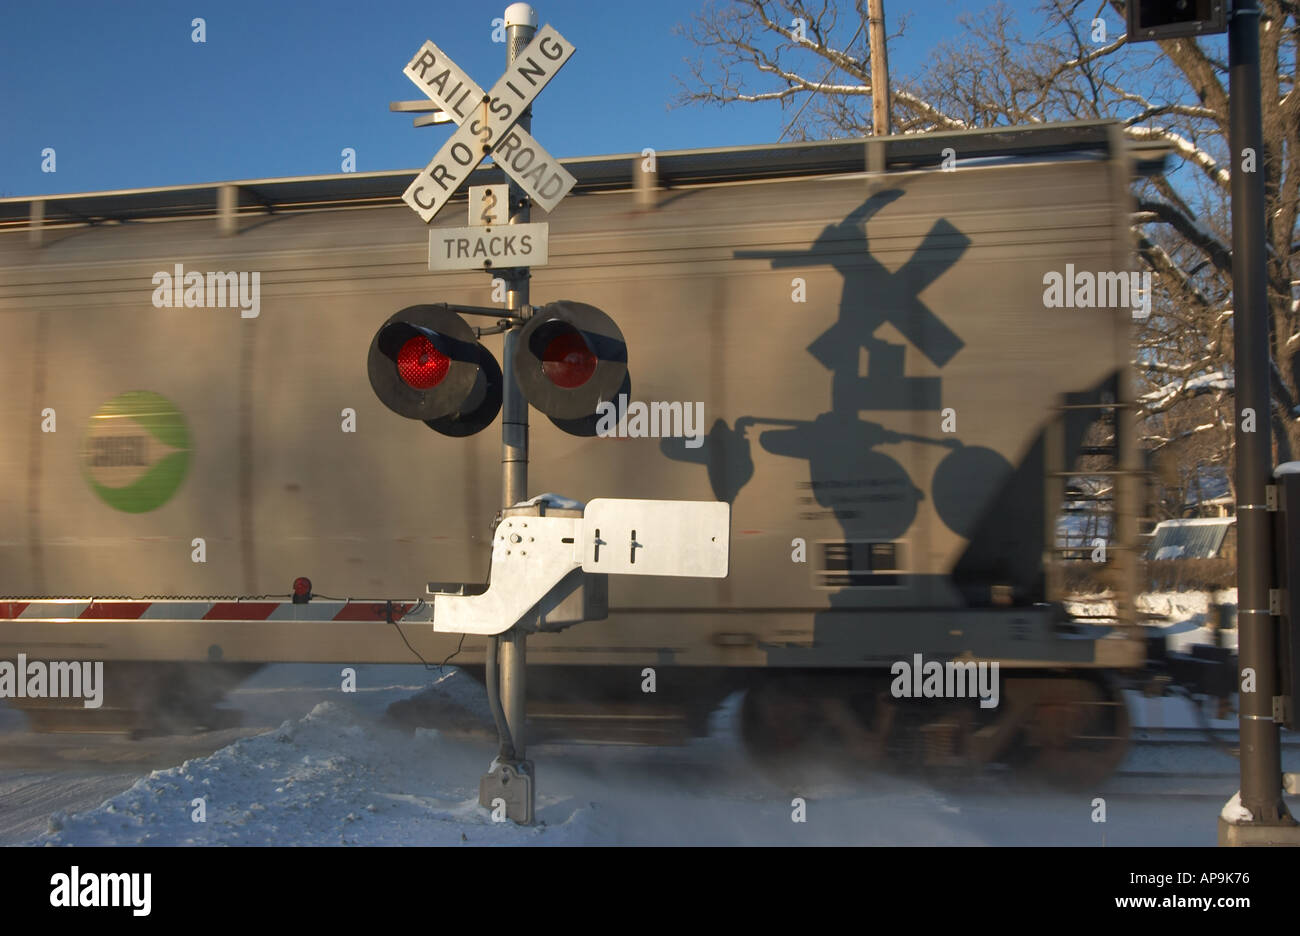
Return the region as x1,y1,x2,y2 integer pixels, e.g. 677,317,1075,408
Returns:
368,300,628,437
400,27,577,222
376,19,625,435
380,6,653,827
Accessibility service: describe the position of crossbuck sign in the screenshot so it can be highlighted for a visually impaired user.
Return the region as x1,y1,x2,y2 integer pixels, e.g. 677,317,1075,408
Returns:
401,25,578,223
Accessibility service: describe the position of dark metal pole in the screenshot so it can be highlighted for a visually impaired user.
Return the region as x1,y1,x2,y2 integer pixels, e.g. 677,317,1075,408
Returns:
1226,0,1292,836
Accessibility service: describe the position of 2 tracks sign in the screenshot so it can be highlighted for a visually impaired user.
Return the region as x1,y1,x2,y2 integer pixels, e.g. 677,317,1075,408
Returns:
400,25,577,271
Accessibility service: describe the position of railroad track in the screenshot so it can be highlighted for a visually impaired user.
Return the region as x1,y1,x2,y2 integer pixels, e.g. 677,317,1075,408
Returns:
1128,727,1300,765
1104,772,1261,800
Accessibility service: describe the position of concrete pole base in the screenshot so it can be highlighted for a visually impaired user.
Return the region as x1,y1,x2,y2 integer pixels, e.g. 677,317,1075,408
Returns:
1219,816,1300,846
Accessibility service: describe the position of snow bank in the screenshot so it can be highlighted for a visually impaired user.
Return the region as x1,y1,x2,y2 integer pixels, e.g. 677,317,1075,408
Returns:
30,688,1004,846
1065,589,1237,653
32,700,601,846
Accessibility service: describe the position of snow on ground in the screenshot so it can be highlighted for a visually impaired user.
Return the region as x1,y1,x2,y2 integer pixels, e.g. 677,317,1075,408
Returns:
17,591,1295,846
29,672,1003,846
1,770,145,845
27,669,1299,847
34,697,600,846
1068,589,1238,653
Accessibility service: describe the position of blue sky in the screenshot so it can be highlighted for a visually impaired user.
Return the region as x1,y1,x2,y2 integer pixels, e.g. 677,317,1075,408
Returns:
3,0,1027,196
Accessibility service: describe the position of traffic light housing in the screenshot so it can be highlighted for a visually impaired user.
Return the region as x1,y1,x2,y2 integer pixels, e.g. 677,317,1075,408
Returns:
368,305,502,436
1126,0,1226,41
513,300,630,436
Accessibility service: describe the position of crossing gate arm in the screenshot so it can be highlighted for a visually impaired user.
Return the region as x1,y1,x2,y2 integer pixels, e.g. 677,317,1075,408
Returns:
0,598,450,664
0,598,432,624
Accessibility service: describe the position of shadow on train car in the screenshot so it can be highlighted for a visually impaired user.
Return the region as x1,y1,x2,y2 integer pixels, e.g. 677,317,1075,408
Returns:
659,191,1131,787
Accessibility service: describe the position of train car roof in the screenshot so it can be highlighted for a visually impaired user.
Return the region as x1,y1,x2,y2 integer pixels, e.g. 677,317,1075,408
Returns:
0,120,1168,232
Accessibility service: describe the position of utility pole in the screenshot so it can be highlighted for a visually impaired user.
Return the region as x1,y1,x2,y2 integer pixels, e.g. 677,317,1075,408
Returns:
867,0,891,136
1220,0,1298,845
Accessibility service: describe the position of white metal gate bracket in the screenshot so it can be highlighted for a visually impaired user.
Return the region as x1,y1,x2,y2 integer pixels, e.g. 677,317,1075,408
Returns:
429,498,729,636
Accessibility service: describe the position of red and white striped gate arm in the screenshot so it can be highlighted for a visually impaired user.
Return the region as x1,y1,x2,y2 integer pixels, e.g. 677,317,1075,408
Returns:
0,598,431,624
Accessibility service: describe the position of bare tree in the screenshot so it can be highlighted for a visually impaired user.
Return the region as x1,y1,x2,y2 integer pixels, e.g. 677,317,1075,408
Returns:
676,0,1300,495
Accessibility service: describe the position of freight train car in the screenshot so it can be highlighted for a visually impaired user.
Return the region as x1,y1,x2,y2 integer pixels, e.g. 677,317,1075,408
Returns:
0,122,1160,781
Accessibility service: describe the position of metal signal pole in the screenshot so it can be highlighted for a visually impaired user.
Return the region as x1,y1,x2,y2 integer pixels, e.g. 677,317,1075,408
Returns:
496,0,534,793
1222,0,1297,845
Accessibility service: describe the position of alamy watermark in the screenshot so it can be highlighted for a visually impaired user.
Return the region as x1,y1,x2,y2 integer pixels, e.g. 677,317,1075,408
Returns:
152,263,260,318
595,394,704,448
0,654,103,708
890,653,1000,709
1042,265,1152,320
50,867,150,916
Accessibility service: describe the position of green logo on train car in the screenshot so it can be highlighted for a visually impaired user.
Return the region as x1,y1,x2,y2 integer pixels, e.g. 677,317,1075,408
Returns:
81,391,192,513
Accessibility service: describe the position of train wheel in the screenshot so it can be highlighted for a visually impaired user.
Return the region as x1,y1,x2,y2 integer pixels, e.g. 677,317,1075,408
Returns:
740,673,1131,789
740,676,885,779
1014,677,1130,789
740,679,818,767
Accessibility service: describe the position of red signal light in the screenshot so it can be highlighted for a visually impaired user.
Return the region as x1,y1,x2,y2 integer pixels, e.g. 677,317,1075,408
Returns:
369,306,495,431
541,332,596,389
397,335,450,389
513,301,629,436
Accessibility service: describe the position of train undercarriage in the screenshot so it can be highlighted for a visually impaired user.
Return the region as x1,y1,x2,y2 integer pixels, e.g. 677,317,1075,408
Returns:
739,671,1131,788
3,661,1136,788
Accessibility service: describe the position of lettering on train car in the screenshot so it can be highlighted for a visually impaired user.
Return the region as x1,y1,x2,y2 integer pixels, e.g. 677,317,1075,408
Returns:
89,436,148,468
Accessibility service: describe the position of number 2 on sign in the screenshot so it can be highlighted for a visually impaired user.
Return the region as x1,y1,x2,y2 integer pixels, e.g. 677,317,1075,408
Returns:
469,184,507,227
480,188,498,225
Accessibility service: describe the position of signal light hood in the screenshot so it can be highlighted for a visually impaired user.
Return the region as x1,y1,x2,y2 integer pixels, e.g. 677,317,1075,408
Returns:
514,300,629,434
368,305,485,423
